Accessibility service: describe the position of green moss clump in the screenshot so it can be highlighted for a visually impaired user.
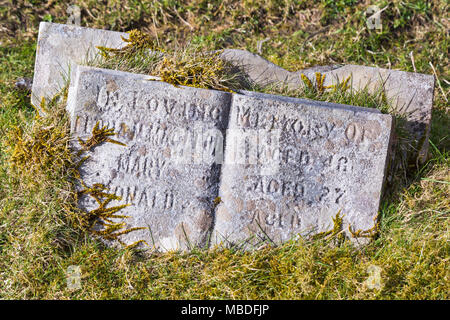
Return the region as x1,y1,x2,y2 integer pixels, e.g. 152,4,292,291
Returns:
4,88,74,183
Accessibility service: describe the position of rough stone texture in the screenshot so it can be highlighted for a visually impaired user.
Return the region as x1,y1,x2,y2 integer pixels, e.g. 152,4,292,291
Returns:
220,49,343,89
212,91,393,249
31,22,127,108
220,49,304,89
68,66,231,250
319,65,435,163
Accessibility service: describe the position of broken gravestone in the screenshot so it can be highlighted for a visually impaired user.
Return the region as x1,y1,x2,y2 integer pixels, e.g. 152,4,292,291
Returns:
220,49,435,164
68,66,230,250
67,65,393,250
211,90,393,248
32,23,434,165
31,22,127,108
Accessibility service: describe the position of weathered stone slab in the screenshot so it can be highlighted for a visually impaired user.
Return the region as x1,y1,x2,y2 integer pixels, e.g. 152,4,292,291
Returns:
68,65,393,250
212,91,393,248
32,22,127,108
68,65,231,250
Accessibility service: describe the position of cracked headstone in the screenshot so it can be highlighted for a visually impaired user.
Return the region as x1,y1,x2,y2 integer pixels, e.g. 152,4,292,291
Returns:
67,65,393,250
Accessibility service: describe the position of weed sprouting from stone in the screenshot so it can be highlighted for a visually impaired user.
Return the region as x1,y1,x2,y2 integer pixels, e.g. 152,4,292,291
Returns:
77,121,126,152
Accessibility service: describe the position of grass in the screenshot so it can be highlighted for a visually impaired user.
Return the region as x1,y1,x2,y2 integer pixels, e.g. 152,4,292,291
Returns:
0,0,448,299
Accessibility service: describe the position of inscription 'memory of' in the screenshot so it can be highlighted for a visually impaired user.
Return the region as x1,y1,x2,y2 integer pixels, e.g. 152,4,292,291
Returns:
235,103,336,141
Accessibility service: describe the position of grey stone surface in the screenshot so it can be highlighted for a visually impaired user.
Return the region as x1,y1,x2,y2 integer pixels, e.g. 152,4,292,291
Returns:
212,92,393,248
68,66,231,251
31,22,127,108
220,49,303,89
68,66,393,250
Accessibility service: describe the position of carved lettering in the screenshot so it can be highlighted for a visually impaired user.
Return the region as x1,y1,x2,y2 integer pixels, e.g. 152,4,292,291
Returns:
345,122,365,143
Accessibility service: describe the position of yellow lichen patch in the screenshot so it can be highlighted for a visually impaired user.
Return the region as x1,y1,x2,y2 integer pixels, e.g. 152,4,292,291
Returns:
300,73,314,90
315,72,326,93
213,196,222,207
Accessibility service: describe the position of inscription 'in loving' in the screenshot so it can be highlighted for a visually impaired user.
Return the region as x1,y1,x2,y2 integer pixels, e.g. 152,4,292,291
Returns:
96,85,224,123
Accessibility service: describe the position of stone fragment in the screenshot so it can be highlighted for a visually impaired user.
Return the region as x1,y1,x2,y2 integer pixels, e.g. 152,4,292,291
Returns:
68,65,231,250
212,91,393,248
31,22,127,108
